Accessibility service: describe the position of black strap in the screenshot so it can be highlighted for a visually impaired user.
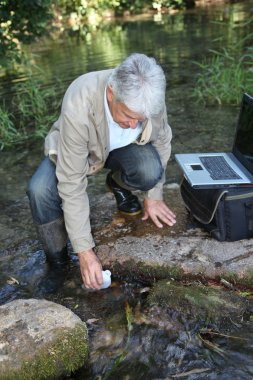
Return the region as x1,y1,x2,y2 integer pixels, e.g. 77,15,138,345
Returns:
180,177,228,224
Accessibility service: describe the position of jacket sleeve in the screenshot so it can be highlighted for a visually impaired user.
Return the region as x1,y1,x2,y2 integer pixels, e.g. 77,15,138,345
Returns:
56,111,95,253
146,105,172,200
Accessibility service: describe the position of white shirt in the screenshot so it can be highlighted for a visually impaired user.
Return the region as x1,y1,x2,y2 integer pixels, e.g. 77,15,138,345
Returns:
104,87,142,152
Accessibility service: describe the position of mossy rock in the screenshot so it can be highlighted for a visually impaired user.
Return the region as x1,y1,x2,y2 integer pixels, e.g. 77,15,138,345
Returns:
0,299,89,380
148,280,248,324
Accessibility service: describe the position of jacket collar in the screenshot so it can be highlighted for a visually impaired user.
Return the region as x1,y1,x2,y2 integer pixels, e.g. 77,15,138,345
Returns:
93,70,112,128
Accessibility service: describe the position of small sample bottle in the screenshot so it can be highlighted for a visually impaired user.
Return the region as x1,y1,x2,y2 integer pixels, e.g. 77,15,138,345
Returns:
81,269,111,290
101,270,111,289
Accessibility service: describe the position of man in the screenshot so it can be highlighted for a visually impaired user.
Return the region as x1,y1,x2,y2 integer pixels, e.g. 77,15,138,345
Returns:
27,53,176,290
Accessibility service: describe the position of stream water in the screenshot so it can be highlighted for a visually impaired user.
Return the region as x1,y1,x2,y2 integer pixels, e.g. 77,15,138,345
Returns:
1,1,253,379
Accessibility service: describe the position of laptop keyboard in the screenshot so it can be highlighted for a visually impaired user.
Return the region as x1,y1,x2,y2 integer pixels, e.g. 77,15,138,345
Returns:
199,156,242,180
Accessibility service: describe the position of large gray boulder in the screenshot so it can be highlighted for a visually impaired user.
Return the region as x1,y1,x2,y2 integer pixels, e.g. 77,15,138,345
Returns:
92,187,253,286
0,299,88,380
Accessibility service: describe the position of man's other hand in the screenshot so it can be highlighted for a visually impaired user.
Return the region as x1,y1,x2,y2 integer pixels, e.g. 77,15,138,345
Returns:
142,198,176,228
78,249,103,290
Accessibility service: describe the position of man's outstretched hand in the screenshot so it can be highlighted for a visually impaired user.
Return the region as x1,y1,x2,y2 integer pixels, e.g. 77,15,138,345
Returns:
142,198,176,228
78,249,103,290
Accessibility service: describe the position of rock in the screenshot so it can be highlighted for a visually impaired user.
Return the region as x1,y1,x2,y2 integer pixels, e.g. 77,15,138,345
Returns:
92,190,253,286
147,280,248,325
0,299,88,380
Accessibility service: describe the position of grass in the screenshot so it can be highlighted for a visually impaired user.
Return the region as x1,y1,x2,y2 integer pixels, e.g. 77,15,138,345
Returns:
0,106,24,150
102,301,133,380
0,69,61,150
16,75,60,139
192,26,253,106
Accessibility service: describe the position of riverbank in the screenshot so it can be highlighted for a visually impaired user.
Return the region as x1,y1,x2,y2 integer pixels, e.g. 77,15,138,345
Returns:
1,183,253,293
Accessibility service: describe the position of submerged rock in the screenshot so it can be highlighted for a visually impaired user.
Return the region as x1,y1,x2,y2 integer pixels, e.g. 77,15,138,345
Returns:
147,280,248,325
0,299,89,380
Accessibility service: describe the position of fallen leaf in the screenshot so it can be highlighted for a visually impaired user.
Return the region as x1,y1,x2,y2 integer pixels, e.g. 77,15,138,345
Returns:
199,328,248,341
198,334,225,356
139,287,150,294
171,368,211,378
220,278,234,290
7,277,19,285
86,318,100,325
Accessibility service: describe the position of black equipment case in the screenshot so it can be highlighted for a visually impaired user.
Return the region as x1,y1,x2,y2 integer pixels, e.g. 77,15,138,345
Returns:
180,177,253,241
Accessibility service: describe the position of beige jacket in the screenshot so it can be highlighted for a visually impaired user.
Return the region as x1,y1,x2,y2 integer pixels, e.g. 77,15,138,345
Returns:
44,69,172,253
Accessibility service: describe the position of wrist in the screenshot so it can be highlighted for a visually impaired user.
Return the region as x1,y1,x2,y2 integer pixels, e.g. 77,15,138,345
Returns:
78,248,94,256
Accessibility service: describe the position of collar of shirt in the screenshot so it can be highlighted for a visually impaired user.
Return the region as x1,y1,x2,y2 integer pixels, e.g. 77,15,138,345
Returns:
104,86,142,152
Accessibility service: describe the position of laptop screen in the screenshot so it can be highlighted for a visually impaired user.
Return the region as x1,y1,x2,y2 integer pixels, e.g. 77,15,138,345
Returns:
233,93,253,175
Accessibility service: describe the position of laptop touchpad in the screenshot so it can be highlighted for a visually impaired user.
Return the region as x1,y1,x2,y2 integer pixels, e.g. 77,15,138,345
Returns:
191,164,203,170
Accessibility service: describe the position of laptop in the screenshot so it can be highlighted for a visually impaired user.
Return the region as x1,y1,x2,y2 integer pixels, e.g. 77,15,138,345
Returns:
175,93,253,188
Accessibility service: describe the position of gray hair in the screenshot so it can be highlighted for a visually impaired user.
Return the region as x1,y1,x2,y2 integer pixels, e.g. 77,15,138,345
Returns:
108,53,166,118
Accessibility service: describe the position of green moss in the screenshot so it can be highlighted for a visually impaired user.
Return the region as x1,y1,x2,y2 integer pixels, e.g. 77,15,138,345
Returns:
112,258,253,289
2,323,88,380
112,259,185,283
219,272,239,284
241,270,253,288
147,280,247,323
217,270,253,289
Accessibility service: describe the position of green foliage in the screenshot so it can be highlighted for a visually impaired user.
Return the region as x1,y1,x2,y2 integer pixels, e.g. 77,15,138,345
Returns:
0,106,21,150
193,20,253,106
193,47,253,106
102,302,133,380
114,0,152,15
0,72,60,150
0,0,53,68
57,0,121,15
153,0,192,11
56,0,191,17
57,0,149,16
16,74,59,139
